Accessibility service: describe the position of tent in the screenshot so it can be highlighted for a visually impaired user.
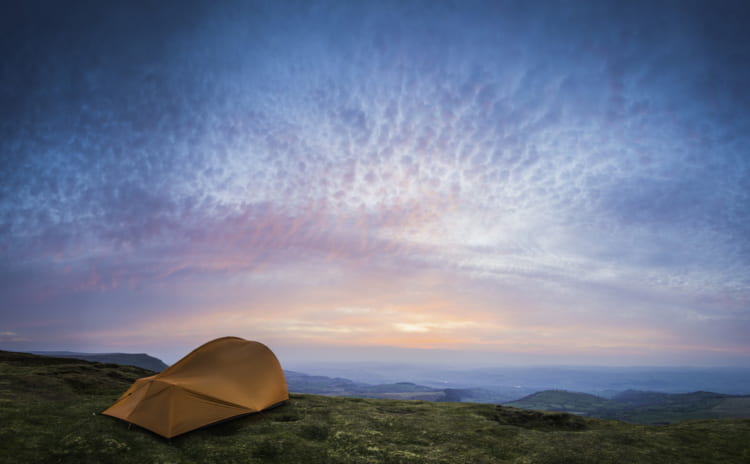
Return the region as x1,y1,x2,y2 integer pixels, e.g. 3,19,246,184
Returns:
102,336,288,438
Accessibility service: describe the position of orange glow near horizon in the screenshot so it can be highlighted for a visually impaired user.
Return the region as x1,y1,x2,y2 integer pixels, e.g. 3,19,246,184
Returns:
68,293,742,362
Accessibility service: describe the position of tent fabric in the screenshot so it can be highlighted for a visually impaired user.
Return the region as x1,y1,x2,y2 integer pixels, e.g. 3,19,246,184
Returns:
102,336,288,438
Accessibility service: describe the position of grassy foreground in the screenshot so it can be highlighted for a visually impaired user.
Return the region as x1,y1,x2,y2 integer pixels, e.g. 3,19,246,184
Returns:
2,351,749,464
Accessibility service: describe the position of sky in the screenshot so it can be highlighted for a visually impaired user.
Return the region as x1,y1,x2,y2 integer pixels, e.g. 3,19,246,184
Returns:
1,0,749,367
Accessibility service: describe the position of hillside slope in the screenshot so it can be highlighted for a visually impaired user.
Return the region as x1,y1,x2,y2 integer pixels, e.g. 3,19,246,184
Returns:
505,389,750,424
506,390,618,413
28,350,169,372
1,350,749,464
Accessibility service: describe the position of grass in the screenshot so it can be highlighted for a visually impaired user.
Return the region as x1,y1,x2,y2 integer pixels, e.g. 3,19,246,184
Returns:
2,350,750,463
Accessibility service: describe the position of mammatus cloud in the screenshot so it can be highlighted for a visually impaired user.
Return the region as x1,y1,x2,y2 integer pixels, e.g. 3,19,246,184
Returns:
1,0,749,365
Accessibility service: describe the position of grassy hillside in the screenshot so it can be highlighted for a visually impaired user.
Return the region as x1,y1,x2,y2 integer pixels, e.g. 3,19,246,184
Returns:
28,350,169,372
505,389,750,424
506,390,618,414
1,351,749,464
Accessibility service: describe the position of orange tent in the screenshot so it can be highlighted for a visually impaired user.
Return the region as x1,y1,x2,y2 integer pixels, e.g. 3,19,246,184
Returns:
102,337,288,438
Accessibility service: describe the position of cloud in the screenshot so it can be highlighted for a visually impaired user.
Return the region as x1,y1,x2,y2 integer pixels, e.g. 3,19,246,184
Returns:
0,331,30,343
1,0,749,364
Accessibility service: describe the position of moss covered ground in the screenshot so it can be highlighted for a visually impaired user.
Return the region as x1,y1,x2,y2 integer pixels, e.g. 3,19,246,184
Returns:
1,350,749,463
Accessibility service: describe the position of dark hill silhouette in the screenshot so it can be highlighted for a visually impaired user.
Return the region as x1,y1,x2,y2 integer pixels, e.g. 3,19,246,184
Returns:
28,350,168,372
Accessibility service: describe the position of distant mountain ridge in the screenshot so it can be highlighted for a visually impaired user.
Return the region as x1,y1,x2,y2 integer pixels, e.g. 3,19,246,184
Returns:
10,350,750,424
27,351,168,372
15,352,453,400
505,389,750,424
284,370,448,401
17,352,449,401
506,389,617,413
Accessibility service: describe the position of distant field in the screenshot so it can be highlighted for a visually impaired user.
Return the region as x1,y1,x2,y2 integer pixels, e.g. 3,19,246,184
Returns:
1,350,750,464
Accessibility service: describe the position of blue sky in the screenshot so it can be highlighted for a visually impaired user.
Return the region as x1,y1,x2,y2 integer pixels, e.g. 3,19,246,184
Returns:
1,0,749,365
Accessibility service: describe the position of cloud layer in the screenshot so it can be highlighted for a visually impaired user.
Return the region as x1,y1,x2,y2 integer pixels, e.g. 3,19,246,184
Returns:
1,0,749,365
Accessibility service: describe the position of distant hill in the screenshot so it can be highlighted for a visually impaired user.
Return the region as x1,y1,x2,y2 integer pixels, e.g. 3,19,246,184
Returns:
14,350,750,425
276,370,750,420
613,389,734,407
505,389,618,414
16,353,466,401
27,351,168,372
1,350,749,464
284,370,447,401
284,370,368,394
505,389,750,424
